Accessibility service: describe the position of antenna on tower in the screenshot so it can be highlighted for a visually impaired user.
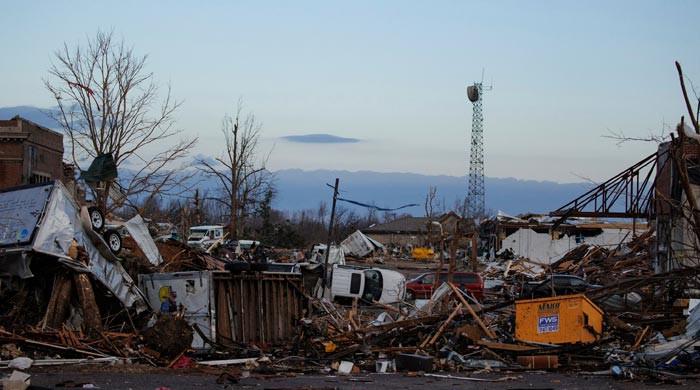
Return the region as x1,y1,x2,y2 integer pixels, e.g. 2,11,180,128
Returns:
466,76,492,219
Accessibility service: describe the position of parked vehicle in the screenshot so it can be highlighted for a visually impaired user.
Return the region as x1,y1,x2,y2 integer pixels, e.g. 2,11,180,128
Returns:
187,225,224,249
330,264,405,304
519,275,599,299
518,274,644,311
405,272,484,300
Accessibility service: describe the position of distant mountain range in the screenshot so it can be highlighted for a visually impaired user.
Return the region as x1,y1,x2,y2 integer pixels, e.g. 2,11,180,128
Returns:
1,105,591,216
267,169,591,216
0,106,61,128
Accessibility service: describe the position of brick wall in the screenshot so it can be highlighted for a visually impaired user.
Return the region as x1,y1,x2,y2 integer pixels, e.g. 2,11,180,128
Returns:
0,160,23,188
0,117,64,190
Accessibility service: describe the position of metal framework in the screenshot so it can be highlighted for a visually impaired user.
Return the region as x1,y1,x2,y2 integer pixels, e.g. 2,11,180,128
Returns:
550,152,662,226
467,83,488,217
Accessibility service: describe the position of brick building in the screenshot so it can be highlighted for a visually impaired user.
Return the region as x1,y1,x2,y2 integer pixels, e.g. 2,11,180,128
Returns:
0,116,64,189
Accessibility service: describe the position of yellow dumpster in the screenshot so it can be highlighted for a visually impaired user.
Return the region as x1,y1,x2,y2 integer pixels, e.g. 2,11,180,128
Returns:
411,247,435,260
515,294,603,345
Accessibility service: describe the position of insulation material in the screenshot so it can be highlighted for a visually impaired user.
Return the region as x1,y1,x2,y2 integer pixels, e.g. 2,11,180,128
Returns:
341,230,384,258
31,182,149,312
500,228,636,264
124,214,163,266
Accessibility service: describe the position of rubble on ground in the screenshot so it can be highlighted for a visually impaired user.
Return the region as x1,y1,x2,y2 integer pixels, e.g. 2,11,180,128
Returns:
1,183,699,384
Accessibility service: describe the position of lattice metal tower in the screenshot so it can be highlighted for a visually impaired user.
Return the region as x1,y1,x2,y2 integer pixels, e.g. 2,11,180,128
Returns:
466,82,491,218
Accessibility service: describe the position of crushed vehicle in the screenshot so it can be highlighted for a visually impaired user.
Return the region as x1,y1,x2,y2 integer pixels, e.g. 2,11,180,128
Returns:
330,264,405,304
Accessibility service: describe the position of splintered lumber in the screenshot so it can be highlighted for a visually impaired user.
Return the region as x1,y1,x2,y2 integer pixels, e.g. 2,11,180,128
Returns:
424,373,517,382
476,340,539,352
421,303,463,348
447,283,496,339
633,326,651,350
0,329,108,358
43,272,73,329
358,315,444,333
0,357,120,367
198,357,259,366
73,274,103,335
371,300,403,314
326,343,362,360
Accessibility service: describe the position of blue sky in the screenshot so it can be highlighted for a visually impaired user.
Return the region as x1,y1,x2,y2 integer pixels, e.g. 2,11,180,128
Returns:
1,1,698,182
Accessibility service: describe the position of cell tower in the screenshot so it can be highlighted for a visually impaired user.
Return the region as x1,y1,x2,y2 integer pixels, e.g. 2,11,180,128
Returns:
466,80,491,218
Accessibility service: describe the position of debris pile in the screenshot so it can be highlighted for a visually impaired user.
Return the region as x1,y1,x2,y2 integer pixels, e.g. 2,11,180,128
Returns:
549,229,655,285
1,181,700,384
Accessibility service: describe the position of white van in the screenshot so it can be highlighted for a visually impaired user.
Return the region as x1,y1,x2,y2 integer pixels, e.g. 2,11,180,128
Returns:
330,264,406,304
187,225,224,249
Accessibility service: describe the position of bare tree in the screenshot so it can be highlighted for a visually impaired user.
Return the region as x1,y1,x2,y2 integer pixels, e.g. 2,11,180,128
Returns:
317,201,328,224
44,30,197,212
424,186,439,219
197,102,272,238
453,197,469,218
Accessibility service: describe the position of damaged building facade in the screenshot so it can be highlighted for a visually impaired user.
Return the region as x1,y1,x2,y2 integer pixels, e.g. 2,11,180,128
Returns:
0,116,64,189
363,212,464,247
654,133,700,272
484,213,647,264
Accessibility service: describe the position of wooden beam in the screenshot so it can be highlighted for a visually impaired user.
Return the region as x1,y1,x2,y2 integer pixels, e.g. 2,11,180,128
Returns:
447,282,496,339
476,340,539,352
421,303,463,348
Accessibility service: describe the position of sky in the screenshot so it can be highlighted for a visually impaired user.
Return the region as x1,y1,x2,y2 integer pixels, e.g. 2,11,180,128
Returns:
1,1,699,183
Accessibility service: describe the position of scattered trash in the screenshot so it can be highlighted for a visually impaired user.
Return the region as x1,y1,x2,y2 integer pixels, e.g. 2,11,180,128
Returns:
337,361,355,375
375,359,396,373
396,354,433,372
7,357,33,370
517,355,559,369
1,371,31,390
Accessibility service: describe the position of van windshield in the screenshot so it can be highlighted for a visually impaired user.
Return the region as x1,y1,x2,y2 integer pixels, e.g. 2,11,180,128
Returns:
362,270,383,302
188,229,208,240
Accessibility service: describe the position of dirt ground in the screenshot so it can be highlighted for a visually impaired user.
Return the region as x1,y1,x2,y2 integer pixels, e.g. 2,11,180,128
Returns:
12,366,698,390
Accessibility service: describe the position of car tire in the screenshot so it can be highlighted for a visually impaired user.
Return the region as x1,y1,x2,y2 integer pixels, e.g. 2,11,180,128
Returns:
88,207,105,231
103,229,122,254
405,290,415,301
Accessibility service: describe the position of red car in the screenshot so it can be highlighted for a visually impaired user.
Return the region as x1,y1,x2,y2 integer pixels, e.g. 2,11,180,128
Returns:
405,272,484,301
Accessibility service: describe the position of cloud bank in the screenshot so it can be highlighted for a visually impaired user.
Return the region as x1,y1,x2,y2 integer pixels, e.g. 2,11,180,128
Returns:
281,133,360,144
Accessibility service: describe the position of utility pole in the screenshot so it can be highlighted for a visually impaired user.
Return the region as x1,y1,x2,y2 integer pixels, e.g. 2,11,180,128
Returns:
323,178,340,292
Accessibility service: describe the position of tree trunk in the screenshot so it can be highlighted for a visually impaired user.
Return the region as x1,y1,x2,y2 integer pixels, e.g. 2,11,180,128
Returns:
43,272,73,329
230,192,238,239
73,273,103,336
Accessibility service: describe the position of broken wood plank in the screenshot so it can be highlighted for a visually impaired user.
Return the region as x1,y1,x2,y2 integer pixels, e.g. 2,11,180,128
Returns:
632,325,650,350
476,340,539,352
447,282,496,339
422,303,463,348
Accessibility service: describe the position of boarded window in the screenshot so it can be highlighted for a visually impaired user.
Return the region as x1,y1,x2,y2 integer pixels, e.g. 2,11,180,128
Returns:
350,273,362,294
